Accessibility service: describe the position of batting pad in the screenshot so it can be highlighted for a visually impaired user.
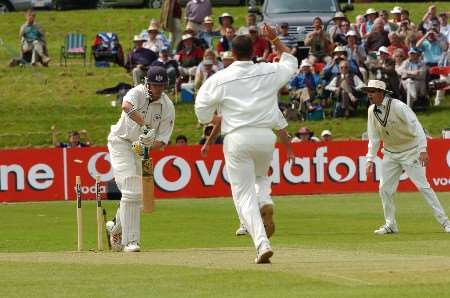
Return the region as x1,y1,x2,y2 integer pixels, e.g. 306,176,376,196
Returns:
120,200,141,245
120,175,142,202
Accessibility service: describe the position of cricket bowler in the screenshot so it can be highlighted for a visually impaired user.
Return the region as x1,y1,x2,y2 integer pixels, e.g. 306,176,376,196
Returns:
364,79,450,235
106,66,175,252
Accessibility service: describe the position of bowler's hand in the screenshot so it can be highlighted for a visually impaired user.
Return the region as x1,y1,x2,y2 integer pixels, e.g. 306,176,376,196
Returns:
261,23,277,41
366,161,374,177
200,143,210,158
419,151,429,167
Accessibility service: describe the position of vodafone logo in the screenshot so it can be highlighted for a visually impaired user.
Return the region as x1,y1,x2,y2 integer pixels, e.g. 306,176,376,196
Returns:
154,156,191,192
447,149,450,168
87,152,114,182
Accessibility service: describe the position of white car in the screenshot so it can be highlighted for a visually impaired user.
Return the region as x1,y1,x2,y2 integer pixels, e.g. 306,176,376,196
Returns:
31,0,52,8
0,0,32,12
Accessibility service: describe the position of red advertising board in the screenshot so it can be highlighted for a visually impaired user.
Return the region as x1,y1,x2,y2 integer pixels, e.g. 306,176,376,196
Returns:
1,140,449,202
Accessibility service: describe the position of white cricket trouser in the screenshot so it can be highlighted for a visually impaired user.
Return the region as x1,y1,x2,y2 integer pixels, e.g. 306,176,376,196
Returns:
107,136,142,245
379,148,449,230
223,127,275,251
22,40,48,64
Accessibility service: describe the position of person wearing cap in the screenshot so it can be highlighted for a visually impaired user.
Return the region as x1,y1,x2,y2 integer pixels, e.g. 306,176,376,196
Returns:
363,79,450,235
106,66,175,252
378,10,398,33
195,24,296,264
416,24,448,67
291,127,319,143
221,51,234,68
366,45,400,98
248,25,270,60
289,59,321,118
320,130,332,142
360,8,379,38
198,16,220,49
344,31,366,77
151,47,179,88
331,20,352,46
125,35,159,86
176,33,204,82
185,0,212,32
328,12,349,44
278,22,297,54
143,23,166,54
397,48,427,107
323,45,360,85
304,17,332,64
140,19,171,50
218,12,235,36
236,13,257,36
216,27,236,55
365,17,390,53
390,6,403,26
326,60,365,117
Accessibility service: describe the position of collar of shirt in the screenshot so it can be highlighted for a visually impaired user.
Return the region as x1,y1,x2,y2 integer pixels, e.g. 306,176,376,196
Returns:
192,0,205,3
230,60,254,67
375,96,389,111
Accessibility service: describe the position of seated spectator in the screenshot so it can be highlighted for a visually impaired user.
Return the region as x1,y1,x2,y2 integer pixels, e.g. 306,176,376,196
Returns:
326,60,365,117
175,23,208,52
220,51,234,68
397,48,427,107
278,22,297,54
176,34,204,82
419,5,438,34
392,48,407,73
397,19,420,48
198,16,220,49
218,12,235,36
291,127,320,143
185,0,212,32
379,10,398,32
175,135,188,145
360,8,378,39
416,27,447,67
365,17,390,53
390,6,403,27
323,46,360,84
438,13,450,42
52,127,91,148
92,32,125,67
248,26,269,60
202,48,222,71
143,23,166,54
194,57,216,91
289,60,321,117
216,27,235,55
367,46,401,98
151,47,179,88
344,30,367,81
125,35,158,86
236,13,257,36
199,124,223,145
434,49,450,106
139,19,171,51
387,31,408,57
353,14,365,37
20,9,50,66
329,12,349,45
305,17,332,64
320,130,333,142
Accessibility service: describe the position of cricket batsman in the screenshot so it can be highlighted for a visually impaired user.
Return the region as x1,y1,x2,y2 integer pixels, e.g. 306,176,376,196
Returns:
106,66,175,252
364,79,450,235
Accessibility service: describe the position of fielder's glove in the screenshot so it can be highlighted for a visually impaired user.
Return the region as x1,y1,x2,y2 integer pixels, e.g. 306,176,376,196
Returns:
139,126,156,148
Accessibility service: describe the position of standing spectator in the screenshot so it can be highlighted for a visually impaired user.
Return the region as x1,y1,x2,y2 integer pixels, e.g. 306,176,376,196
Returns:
366,18,390,53
185,0,212,32
236,13,257,36
249,26,269,60
220,51,234,68
176,34,204,82
52,127,91,148
304,17,332,64
326,60,365,117
175,135,188,145
126,35,158,86
143,23,166,54
439,13,450,42
216,27,235,55
417,27,447,67
397,48,427,107
360,8,378,39
218,13,235,36
278,22,297,54
20,9,50,66
198,16,220,49
170,0,183,50
320,130,333,142
390,6,403,27
151,47,179,88
363,79,450,235
420,5,438,34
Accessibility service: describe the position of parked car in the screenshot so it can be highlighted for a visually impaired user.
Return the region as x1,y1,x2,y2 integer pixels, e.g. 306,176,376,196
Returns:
99,0,244,9
0,0,32,12
250,0,353,45
51,0,98,10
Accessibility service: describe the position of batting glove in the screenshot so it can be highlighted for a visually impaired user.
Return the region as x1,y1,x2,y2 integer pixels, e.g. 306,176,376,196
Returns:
139,127,156,148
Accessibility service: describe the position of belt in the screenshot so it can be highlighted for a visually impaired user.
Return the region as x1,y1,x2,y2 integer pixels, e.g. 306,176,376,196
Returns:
383,145,417,154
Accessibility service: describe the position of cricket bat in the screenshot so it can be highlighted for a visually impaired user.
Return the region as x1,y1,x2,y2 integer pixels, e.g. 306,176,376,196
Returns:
142,147,155,213
76,176,83,252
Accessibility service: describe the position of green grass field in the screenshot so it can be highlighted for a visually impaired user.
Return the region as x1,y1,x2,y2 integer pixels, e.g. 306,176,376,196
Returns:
1,2,450,147
2,193,450,297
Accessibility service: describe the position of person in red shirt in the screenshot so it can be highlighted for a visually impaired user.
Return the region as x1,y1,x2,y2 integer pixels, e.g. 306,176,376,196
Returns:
176,34,204,81
249,25,269,60
387,31,408,57
216,27,235,54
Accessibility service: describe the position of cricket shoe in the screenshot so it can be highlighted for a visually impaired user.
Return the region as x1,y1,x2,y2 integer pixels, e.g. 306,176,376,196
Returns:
444,224,450,233
123,241,140,252
260,204,275,238
235,224,249,236
374,225,398,235
255,242,273,264
106,220,123,252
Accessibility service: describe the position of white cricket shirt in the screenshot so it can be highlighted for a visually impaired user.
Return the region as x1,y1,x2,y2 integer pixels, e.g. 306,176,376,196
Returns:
366,96,427,162
194,52,298,134
108,85,175,144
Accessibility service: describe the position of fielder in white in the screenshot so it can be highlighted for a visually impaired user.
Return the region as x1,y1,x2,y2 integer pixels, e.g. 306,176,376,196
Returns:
106,66,175,252
364,79,450,235
195,25,296,263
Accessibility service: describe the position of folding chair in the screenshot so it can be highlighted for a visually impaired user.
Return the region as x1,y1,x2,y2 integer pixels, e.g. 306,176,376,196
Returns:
60,33,87,66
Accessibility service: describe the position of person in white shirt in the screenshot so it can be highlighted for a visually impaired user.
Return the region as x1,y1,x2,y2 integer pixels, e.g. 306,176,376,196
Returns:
363,80,450,235
106,67,175,252
195,24,296,264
